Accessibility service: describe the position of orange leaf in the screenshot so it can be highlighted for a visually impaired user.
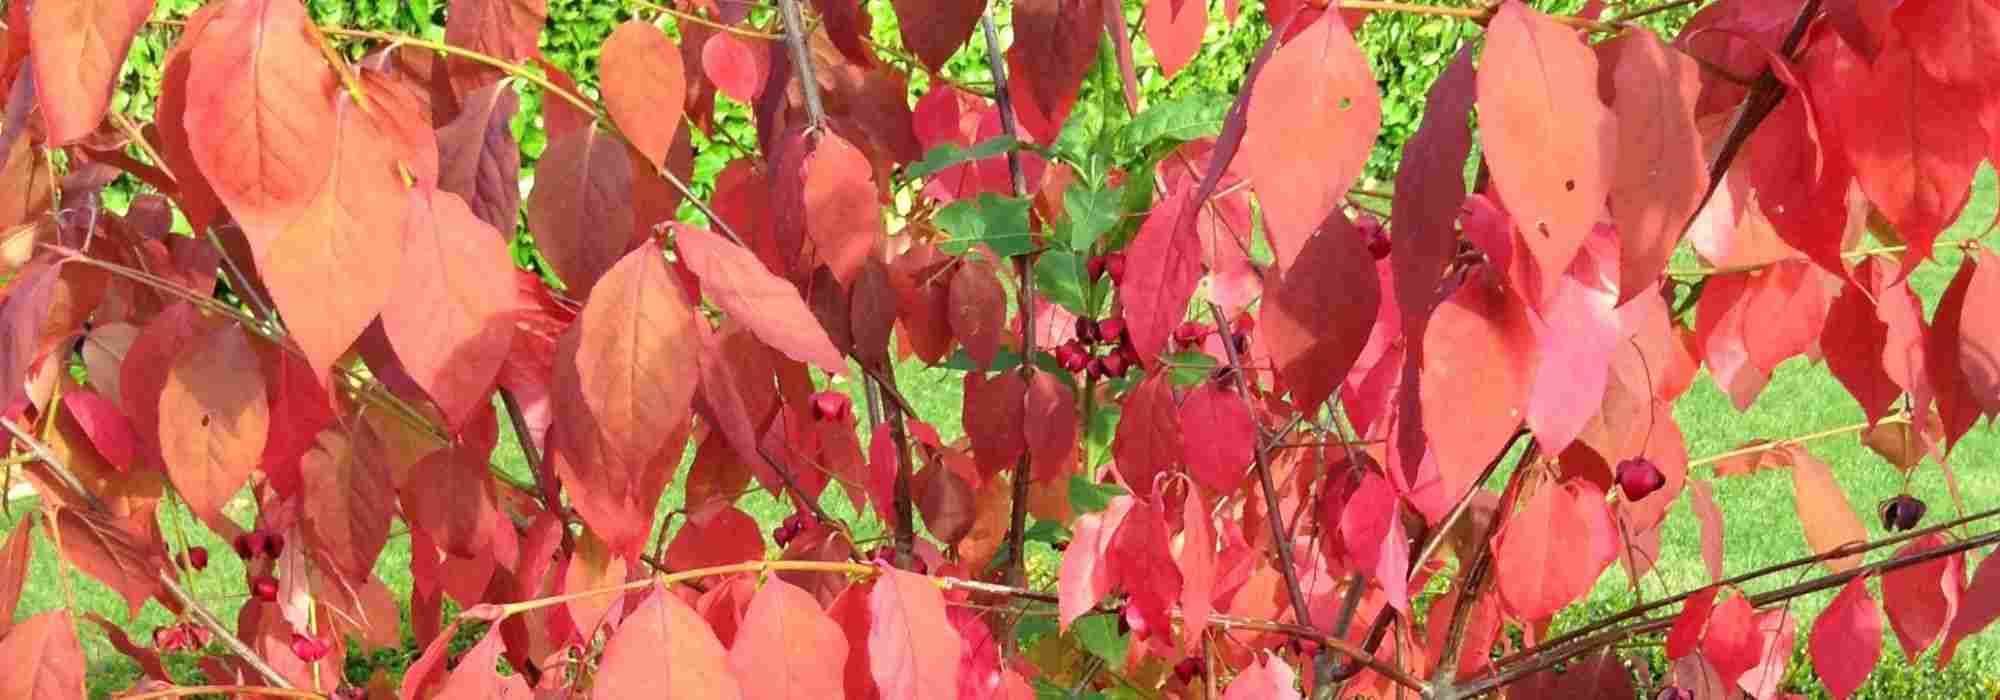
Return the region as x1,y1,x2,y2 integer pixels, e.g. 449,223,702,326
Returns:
601,20,687,169
730,578,850,699
597,584,745,697
381,189,518,430
869,566,964,698
675,224,849,375
29,0,152,144
1599,30,1708,305
0,612,85,699
803,133,885,289
157,322,267,529
1789,447,1869,573
1242,10,1380,270
1477,0,1613,300
300,428,395,580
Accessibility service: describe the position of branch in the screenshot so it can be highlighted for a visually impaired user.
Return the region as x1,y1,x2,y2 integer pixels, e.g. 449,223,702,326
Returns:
1686,415,1901,469
1460,526,2000,697
978,10,1041,590
1430,440,1538,696
1683,0,1824,230
774,0,827,130
157,573,298,690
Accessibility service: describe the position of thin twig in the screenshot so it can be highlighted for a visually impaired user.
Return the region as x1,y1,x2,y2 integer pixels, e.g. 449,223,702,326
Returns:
980,9,1039,591
1683,0,1824,232
774,0,826,130
156,572,297,689
1686,416,1899,469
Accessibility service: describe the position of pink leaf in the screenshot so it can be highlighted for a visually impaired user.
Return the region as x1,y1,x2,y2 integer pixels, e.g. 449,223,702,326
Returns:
1241,10,1380,270
1811,577,1883,699
869,566,965,698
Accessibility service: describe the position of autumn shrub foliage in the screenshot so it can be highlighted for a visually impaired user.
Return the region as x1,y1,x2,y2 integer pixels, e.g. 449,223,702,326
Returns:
6,0,2000,696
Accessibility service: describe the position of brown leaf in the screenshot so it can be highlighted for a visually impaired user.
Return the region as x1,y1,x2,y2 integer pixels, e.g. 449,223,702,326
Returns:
527,128,638,297
1790,447,1870,573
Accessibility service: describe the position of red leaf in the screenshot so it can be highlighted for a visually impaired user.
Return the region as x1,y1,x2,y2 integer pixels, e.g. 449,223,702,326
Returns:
1178,383,1255,493
1420,275,1534,503
811,0,875,66
1930,252,1985,451
1143,0,1206,77
1059,496,1134,627
1824,42,1982,269
1422,586,1503,680
1790,447,1869,573
597,584,744,697
1220,654,1301,700
1112,375,1184,499
1892,0,2000,90
602,20,687,169
1179,493,1215,656
1477,0,1614,299
667,504,767,571
1881,533,1965,660
1668,585,1719,660
1107,499,1184,643
526,128,638,297
1689,478,1726,583
730,578,849,699
704,33,772,103
157,323,267,529
948,260,1008,371
1023,371,1078,483
1701,594,1762,688
827,582,881,700
1263,211,1381,413
1696,262,1834,410
1392,44,1476,328
891,0,985,72
964,370,1027,478
1823,258,1903,426
0,516,32,638
436,82,523,240
1942,249,1999,420
1009,0,1106,137
1341,473,1411,613
442,0,546,95
869,566,965,698
403,417,501,559
1812,577,1883,699
1491,479,1616,621
1939,544,2000,667
0,612,85,699
1241,10,1378,270
83,612,170,683
301,429,394,580
382,189,517,430
62,390,138,471
1122,189,1204,364
29,0,151,144
676,224,850,375
1599,30,1708,305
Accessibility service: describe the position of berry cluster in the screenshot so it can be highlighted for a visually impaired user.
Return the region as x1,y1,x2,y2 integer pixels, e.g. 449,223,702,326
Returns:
772,512,816,548
232,530,285,561
152,622,212,653
1056,316,1139,379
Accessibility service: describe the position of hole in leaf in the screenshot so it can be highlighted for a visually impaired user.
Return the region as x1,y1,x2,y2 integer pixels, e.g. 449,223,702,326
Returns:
200,415,211,428
1563,179,1576,192
1537,222,1552,238
1339,97,1352,109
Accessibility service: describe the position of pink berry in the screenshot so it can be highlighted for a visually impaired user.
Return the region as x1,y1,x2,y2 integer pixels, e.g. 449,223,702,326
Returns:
262,532,285,559
1097,352,1131,378
178,547,209,571
290,633,332,663
810,391,853,422
1097,318,1128,345
232,533,258,560
1055,340,1091,373
1172,322,1213,349
1615,457,1667,501
250,575,280,602
1075,317,1101,345
1173,657,1205,684
1103,253,1127,285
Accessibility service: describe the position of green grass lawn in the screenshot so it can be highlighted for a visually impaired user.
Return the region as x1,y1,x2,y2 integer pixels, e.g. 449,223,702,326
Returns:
9,171,2000,697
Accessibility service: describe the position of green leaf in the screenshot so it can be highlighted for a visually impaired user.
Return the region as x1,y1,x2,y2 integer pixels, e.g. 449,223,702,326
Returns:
1163,351,1220,387
941,346,1024,372
935,193,1035,258
1085,404,1119,471
1072,614,1128,668
1119,94,1230,149
905,135,1021,180
1024,519,1071,546
1062,186,1123,251
1069,473,1126,514
1035,252,1093,316
1016,615,1059,650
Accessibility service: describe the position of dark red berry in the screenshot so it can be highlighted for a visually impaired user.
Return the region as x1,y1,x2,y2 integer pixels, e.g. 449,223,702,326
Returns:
1075,317,1101,345
1055,340,1091,373
1879,494,1927,532
232,533,258,560
810,391,853,422
1172,321,1213,349
178,547,209,571
1615,457,1667,501
1231,314,1255,337
1173,657,1205,684
153,626,190,652
261,532,285,559
1097,317,1128,345
290,633,332,663
250,575,280,602
1358,214,1391,259
1103,254,1127,285
182,624,211,648
1097,351,1131,378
